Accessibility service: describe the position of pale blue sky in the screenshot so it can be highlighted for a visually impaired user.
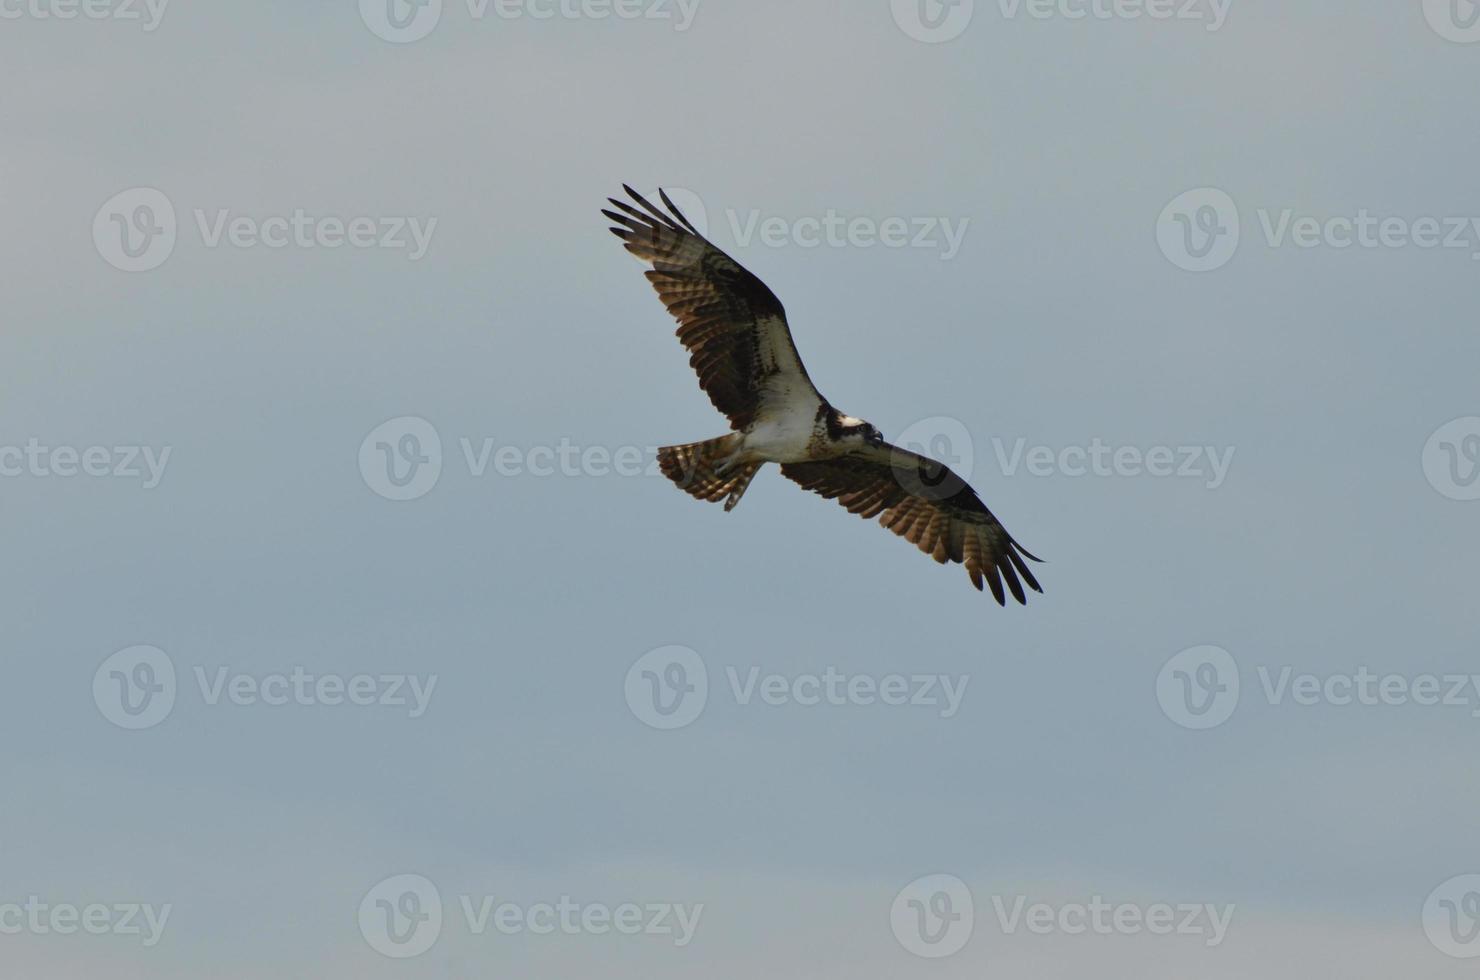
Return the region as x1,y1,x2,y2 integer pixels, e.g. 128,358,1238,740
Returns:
2,1,1479,976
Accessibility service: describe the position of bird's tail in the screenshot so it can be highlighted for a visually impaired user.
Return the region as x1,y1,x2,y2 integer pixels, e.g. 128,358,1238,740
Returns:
657,434,761,512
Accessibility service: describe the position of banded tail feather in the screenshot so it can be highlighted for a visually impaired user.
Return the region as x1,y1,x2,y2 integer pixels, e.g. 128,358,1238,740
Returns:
657,434,762,512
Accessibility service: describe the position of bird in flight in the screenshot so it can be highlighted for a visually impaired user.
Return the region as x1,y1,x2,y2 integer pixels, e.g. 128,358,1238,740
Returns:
604,185,1043,604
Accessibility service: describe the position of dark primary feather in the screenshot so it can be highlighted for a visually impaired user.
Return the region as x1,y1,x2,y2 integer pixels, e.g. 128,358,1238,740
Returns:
604,185,817,430
782,444,1043,605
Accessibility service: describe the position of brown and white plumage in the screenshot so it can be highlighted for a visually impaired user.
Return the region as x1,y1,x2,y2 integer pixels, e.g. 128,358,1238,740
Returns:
605,185,1044,605
781,447,1042,606
603,185,820,431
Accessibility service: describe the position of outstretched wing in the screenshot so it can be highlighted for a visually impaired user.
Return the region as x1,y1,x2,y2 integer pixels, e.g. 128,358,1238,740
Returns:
604,185,823,430
781,444,1043,605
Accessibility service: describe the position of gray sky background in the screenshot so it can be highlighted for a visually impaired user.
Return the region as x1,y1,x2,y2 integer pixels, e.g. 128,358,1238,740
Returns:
3,0,1479,976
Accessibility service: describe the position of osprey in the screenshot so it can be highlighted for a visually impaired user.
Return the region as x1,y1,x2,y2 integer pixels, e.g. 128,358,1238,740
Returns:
604,186,1043,605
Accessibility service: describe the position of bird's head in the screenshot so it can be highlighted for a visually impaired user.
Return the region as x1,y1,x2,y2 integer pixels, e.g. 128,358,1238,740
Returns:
836,413,885,448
